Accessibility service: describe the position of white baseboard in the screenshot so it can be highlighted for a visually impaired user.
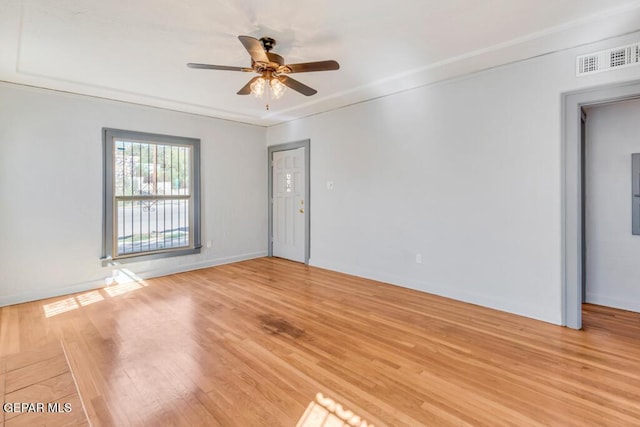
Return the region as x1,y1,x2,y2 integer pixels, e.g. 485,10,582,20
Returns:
0,279,109,309
586,293,640,313
0,251,267,308
309,257,562,325
130,251,268,280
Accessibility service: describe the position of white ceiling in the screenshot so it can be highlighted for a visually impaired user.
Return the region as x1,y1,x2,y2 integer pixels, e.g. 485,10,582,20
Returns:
2,0,640,126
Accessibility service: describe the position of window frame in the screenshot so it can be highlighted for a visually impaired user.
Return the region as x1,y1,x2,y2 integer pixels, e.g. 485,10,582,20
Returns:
102,128,201,264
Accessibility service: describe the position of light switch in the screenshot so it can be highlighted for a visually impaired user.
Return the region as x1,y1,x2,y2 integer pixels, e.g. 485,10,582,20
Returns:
326,181,334,190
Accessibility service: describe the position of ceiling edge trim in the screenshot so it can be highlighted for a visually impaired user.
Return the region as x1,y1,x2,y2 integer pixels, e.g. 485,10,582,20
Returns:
0,79,269,128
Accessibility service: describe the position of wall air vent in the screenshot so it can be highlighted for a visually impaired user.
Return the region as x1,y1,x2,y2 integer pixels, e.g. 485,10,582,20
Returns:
576,42,640,76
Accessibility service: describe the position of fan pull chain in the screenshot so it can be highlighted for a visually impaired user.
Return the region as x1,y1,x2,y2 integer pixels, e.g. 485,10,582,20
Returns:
265,83,270,110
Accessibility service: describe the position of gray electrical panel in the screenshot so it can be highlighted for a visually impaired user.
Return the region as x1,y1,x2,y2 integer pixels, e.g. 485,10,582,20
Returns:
633,154,640,235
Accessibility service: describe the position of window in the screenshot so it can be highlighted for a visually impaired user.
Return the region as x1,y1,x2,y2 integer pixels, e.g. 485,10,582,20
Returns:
102,128,201,262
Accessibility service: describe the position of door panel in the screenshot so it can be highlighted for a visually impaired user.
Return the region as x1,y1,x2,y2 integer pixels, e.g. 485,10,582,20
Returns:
272,148,306,262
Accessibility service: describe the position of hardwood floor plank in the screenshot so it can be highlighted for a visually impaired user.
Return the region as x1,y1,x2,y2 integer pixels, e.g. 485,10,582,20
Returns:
0,307,20,357
5,341,62,372
4,373,77,413
4,354,69,394
1,371,5,426
1,257,640,426
0,340,88,426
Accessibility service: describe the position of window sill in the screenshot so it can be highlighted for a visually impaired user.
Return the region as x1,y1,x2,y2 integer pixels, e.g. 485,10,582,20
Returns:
101,246,201,267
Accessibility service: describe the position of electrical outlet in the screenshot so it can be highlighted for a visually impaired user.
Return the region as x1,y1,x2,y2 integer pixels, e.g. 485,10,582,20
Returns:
416,253,423,264
206,240,212,248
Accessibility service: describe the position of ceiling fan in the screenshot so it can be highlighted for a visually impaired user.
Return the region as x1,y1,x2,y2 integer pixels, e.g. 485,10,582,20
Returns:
187,36,340,109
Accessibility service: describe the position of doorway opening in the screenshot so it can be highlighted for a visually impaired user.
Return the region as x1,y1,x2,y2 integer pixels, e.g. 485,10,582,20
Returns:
267,140,310,264
581,98,640,333
562,80,640,329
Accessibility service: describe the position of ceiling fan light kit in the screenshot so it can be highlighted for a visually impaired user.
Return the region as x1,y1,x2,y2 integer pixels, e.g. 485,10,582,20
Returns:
250,74,287,98
187,35,340,110
248,71,287,110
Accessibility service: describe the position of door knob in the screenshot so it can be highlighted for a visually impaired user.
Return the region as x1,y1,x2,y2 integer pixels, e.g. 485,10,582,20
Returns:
299,208,304,213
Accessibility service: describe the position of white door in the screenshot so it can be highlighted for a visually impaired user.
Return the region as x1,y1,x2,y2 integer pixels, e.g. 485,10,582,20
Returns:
272,148,306,262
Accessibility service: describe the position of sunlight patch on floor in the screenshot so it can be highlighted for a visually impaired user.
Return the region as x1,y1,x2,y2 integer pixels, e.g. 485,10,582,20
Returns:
75,290,104,306
43,269,149,317
103,281,143,297
297,393,374,427
43,297,80,318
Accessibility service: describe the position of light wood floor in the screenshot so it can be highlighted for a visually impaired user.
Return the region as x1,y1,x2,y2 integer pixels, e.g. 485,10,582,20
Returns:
0,341,88,426
1,257,639,426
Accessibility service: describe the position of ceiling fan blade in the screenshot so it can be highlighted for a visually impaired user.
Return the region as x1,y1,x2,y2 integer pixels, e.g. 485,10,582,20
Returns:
237,76,261,95
187,63,253,72
280,60,340,74
238,35,269,64
278,75,317,96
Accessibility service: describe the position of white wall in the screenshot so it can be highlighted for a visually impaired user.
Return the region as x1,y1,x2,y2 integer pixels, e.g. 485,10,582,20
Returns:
0,83,267,306
267,31,640,325
585,98,640,313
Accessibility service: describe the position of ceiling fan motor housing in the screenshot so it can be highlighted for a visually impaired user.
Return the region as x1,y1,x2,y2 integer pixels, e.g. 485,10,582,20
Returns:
253,52,285,73
260,37,276,52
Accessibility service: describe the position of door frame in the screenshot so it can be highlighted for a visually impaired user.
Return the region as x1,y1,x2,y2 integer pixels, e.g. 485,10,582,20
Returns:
562,80,640,329
267,140,311,264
